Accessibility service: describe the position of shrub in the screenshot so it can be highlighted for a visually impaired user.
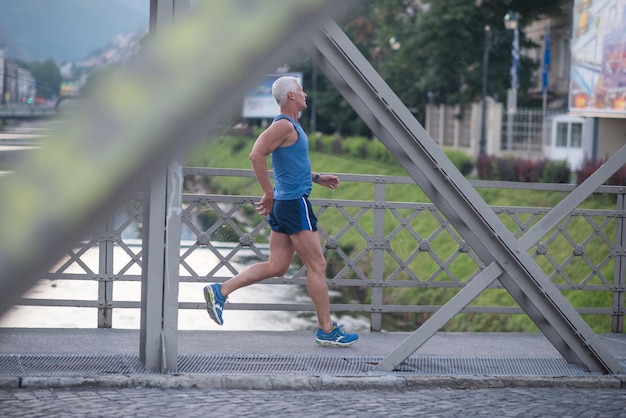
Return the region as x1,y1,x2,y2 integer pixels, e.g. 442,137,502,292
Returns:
331,137,343,154
515,159,530,182
477,155,571,183
577,158,602,185
516,159,545,182
230,137,247,154
495,157,518,181
314,133,335,153
343,136,370,159
477,154,497,180
577,158,626,186
369,139,393,163
541,160,571,183
609,164,626,186
444,150,474,176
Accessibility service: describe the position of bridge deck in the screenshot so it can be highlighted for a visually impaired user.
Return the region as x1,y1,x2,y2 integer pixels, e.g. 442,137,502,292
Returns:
0,329,624,387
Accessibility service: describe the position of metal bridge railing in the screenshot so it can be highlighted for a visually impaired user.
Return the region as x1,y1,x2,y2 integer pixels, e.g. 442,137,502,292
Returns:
10,168,625,333
0,105,57,120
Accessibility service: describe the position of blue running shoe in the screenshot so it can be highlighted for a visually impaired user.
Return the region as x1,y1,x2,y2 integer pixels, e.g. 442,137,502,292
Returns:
315,322,358,347
203,284,226,325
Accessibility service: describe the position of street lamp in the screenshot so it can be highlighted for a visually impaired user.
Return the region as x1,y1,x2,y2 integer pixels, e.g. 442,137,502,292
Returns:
504,10,519,152
480,12,520,156
504,11,519,33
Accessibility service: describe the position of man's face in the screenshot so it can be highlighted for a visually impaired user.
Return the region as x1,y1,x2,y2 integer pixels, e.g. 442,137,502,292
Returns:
292,83,307,110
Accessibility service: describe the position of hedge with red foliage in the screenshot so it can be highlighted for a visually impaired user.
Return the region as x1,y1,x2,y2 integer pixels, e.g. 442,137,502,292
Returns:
577,158,626,186
477,155,571,183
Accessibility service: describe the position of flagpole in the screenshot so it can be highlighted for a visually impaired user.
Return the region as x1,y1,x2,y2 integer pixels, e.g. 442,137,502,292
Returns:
542,20,551,117
542,83,547,116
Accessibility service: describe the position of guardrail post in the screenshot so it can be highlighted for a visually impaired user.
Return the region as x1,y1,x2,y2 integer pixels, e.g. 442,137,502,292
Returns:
613,189,625,333
97,215,115,328
140,160,182,372
370,179,387,331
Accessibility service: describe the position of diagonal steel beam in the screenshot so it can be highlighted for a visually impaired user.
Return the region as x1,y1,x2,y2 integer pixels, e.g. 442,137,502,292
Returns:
305,19,624,374
376,145,626,371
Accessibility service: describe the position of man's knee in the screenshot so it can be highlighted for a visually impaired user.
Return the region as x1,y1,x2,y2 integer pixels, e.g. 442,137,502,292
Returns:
267,260,290,277
306,255,327,277
273,265,290,277
319,257,327,272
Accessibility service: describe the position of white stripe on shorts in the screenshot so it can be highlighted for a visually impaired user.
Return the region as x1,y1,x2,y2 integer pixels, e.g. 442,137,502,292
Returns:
300,196,313,230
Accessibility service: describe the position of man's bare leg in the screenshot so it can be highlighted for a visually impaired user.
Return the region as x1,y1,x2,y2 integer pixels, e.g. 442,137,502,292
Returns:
289,230,333,333
204,231,293,325
220,231,294,297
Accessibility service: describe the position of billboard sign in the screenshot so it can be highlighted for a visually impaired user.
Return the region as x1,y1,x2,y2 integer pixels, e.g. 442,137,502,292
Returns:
242,72,302,119
570,0,626,117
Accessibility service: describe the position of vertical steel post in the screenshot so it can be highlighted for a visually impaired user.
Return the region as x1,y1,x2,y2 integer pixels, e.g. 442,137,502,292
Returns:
369,179,387,331
97,214,115,328
164,159,183,360
140,161,183,372
140,0,188,372
140,171,166,367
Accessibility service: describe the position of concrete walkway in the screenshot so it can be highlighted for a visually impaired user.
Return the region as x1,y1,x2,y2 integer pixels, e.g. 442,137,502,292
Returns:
2,328,601,356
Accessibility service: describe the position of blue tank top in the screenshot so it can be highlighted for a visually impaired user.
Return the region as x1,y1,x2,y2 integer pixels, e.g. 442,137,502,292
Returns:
270,114,312,200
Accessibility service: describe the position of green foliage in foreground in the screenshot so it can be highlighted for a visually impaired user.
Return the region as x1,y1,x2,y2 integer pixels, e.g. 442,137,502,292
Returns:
185,133,619,333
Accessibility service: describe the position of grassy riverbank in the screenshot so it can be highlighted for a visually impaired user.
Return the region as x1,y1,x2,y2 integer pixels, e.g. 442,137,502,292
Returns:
185,133,616,333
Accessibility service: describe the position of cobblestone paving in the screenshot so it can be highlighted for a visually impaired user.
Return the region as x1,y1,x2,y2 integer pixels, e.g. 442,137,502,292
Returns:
1,387,626,417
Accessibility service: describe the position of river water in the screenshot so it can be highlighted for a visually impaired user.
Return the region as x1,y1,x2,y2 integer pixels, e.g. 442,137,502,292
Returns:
0,244,369,332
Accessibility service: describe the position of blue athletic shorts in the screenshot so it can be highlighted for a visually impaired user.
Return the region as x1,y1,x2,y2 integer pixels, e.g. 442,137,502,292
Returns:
269,196,318,235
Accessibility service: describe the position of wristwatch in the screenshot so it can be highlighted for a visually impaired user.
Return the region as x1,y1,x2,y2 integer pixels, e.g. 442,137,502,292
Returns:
313,173,320,183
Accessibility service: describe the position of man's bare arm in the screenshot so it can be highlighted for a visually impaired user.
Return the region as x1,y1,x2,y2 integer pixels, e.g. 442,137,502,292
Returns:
249,120,294,215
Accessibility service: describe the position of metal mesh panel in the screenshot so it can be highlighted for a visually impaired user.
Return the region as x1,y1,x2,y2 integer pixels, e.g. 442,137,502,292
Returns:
177,354,374,375
390,357,593,376
0,354,146,377
1,354,623,377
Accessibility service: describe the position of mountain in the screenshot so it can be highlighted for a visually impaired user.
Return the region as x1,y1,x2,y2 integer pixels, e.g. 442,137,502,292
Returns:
0,0,149,63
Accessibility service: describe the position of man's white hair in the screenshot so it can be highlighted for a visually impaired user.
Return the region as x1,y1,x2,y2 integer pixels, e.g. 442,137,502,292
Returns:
272,76,300,106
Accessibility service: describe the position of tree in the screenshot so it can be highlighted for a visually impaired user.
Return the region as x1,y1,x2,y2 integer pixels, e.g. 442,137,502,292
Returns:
262,0,568,136
285,1,374,136
367,0,567,115
29,60,62,100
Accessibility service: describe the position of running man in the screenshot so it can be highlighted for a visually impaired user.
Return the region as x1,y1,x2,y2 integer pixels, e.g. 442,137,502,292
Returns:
203,76,358,347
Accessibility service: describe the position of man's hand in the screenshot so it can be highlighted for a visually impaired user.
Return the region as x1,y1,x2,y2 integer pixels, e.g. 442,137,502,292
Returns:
317,174,340,189
254,192,274,216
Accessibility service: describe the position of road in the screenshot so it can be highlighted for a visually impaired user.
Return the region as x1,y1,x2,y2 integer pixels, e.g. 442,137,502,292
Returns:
2,386,625,417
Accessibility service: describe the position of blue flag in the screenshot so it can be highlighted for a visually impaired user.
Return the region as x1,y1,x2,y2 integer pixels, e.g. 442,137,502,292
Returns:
542,21,551,93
